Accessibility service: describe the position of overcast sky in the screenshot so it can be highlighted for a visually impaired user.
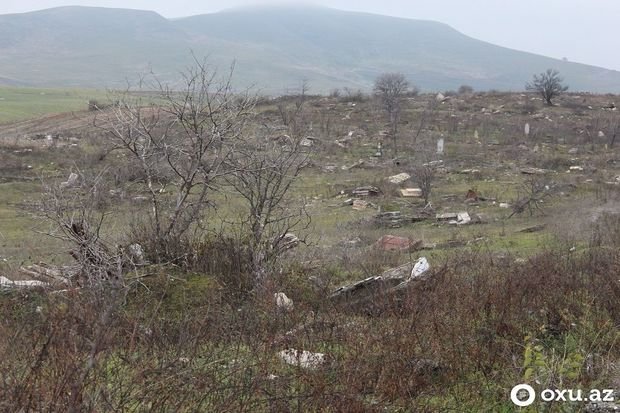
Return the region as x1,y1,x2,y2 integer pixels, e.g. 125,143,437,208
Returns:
2,0,618,71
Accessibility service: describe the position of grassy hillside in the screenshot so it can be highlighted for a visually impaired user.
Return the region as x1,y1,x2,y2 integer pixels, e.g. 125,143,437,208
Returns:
1,6,620,93
0,87,107,123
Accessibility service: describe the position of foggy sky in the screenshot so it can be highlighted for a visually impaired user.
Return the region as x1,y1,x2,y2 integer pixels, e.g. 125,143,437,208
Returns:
2,0,618,71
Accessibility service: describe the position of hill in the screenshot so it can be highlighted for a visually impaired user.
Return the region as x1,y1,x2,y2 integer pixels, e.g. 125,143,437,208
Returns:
1,5,620,92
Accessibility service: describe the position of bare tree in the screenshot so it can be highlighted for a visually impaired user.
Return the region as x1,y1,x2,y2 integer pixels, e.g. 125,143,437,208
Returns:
412,165,434,205
374,73,409,156
526,69,568,106
277,80,310,137
96,59,255,259
509,177,552,218
225,132,311,284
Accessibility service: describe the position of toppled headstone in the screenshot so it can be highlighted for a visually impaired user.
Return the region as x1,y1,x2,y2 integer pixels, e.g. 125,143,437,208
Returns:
411,257,429,278
300,137,314,147
375,211,403,228
352,199,370,210
375,235,421,252
518,224,545,233
341,159,365,171
127,243,145,265
569,166,584,172
60,172,79,189
465,189,478,201
278,349,325,369
521,167,550,175
388,172,410,184
351,186,380,197
274,292,294,311
0,276,48,289
424,160,444,168
19,263,75,285
568,147,579,154
329,260,434,311
400,188,422,197
436,212,458,221
449,212,471,226
280,233,300,250
458,169,480,174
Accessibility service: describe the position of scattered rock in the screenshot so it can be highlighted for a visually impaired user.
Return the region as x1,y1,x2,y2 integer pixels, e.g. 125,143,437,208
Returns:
127,243,145,265
274,292,294,312
568,147,579,154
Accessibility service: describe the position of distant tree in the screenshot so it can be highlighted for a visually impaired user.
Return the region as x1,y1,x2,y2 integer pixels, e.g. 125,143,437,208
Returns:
374,72,409,156
526,69,568,106
458,85,474,95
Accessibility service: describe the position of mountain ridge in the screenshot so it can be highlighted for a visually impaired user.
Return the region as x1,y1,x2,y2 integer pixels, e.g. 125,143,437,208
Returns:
0,5,619,93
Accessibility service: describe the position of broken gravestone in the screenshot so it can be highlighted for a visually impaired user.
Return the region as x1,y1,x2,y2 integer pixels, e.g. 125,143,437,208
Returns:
388,173,410,184
60,172,79,189
278,349,325,369
400,188,422,197
0,276,48,289
375,235,422,252
411,257,430,278
351,186,381,197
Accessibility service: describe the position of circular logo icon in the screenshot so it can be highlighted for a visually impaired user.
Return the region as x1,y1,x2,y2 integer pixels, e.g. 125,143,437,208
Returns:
511,384,536,407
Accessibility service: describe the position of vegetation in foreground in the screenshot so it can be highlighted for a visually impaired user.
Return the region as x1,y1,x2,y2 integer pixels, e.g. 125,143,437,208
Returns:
0,65,619,411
